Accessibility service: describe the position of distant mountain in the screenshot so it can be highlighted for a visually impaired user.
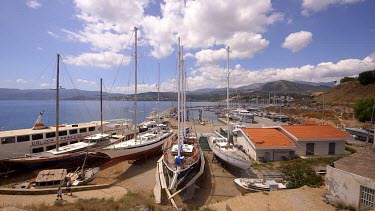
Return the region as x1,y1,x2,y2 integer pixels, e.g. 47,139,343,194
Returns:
0,80,333,101
295,81,336,87
0,88,122,100
255,80,331,95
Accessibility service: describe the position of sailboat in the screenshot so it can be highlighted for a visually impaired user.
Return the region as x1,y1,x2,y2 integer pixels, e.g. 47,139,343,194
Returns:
160,38,204,194
207,47,252,170
100,27,172,161
5,65,128,169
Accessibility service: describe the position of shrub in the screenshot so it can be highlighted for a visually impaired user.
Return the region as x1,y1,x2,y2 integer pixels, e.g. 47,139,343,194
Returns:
340,77,357,83
280,160,324,189
358,70,375,85
353,98,375,122
345,146,357,154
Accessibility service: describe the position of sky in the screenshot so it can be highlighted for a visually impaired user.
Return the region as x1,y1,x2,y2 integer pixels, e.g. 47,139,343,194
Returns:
1,0,375,94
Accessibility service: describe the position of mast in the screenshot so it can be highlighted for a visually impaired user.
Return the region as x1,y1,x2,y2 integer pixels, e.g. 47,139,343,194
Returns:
181,45,186,140
100,78,103,134
134,27,138,142
226,46,230,142
177,37,181,158
157,62,160,117
55,54,60,151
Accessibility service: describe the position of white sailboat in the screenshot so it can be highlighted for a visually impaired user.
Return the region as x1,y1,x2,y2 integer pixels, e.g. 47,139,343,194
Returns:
208,46,252,170
101,27,172,161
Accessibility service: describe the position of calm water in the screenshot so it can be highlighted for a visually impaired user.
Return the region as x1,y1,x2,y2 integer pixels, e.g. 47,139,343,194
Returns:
0,100,223,131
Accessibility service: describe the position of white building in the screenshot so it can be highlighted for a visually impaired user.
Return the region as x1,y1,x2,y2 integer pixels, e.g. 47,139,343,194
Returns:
326,153,375,210
280,125,351,156
237,128,295,162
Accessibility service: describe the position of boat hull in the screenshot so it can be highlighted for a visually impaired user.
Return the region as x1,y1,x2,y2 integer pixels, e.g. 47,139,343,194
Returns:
101,132,172,160
208,138,251,169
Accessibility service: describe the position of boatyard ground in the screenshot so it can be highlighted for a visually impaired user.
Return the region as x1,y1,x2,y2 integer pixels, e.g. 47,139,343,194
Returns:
0,116,354,210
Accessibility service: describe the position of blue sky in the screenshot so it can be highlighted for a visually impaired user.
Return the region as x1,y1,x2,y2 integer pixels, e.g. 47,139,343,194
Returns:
1,0,375,93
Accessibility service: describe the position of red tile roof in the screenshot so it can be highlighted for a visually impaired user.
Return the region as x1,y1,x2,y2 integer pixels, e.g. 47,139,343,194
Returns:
281,125,351,140
242,128,295,147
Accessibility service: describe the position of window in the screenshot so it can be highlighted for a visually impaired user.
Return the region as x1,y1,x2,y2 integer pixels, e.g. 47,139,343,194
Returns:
1,137,15,144
89,127,95,132
70,140,78,144
46,145,56,151
46,132,55,138
32,133,43,140
361,186,375,209
69,129,78,135
32,147,44,153
79,128,87,133
59,131,67,136
17,135,30,142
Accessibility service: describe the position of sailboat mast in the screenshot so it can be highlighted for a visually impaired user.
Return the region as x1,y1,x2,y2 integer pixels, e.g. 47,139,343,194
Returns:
134,27,138,141
56,54,60,152
226,46,230,142
157,62,160,116
177,37,181,158
100,78,103,134
181,46,185,138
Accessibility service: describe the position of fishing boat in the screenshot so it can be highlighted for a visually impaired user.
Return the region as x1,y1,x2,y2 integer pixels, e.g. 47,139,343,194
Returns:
233,178,287,193
161,38,204,192
208,47,251,170
100,27,172,161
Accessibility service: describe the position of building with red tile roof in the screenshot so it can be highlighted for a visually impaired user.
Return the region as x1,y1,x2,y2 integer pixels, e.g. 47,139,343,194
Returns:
236,125,352,161
237,128,295,162
280,125,352,156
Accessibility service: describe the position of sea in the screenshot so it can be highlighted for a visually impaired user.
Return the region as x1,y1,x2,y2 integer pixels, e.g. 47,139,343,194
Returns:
0,100,223,131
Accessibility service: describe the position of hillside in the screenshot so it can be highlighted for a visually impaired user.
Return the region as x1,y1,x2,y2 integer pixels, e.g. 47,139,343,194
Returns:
253,80,331,95
316,81,375,103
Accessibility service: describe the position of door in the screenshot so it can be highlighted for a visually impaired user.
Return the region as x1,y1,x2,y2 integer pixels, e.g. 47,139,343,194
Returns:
306,143,314,155
265,152,271,162
329,142,335,155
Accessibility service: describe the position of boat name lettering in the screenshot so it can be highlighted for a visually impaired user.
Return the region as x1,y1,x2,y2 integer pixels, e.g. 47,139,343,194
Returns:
60,134,82,141
32,139,54,146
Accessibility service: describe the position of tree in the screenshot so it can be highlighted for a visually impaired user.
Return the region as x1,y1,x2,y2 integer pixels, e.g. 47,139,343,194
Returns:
353,98,375,122
358,70,375,85
281,160,323,189
340,77,357,83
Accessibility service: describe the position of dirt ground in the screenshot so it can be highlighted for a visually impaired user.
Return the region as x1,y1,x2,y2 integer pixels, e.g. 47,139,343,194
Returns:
0,117,341,210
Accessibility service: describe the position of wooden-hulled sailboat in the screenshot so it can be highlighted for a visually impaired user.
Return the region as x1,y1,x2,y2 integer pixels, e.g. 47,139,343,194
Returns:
207,47,252,170
159,38,204,198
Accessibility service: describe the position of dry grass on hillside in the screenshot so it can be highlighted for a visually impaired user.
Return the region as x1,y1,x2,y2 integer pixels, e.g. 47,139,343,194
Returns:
315,81,375,103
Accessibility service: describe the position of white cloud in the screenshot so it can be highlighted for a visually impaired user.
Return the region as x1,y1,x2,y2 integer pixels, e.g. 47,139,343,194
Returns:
16,79,28,84
25,0,41,9
301,0,364,16
40,83,51,88
282,31,313,52
195,32,269,65
177,52,375,90
76,79,96,85
47,31,59,38
66,0,282,61
64,52,130,68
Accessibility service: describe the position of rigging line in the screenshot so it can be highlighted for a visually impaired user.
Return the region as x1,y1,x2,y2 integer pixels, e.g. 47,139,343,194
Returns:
109,29,135,94
59,55,96,121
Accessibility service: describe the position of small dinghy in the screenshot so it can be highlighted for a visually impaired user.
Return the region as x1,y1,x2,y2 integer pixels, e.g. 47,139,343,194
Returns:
234,178,287,193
